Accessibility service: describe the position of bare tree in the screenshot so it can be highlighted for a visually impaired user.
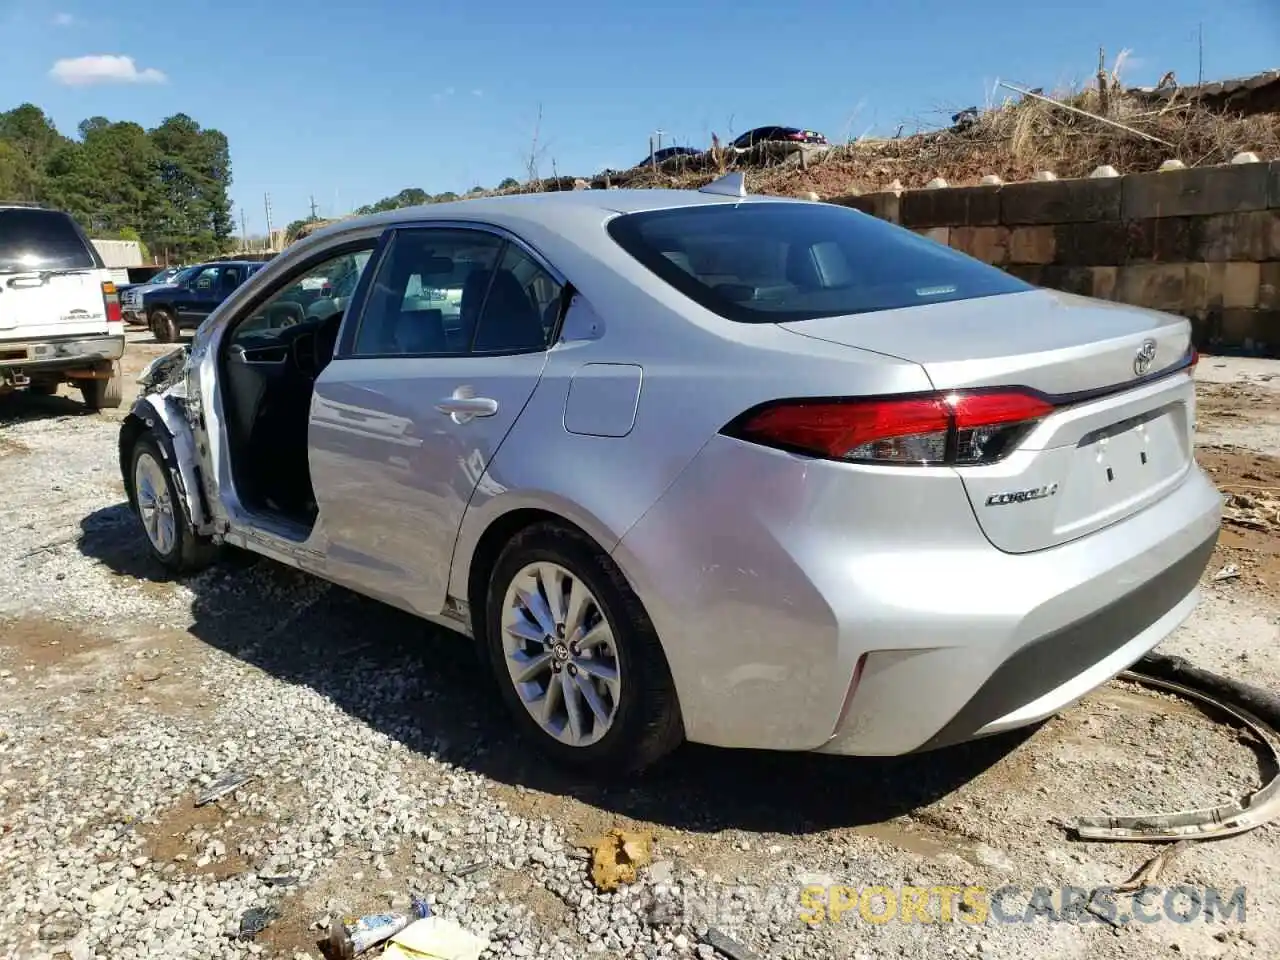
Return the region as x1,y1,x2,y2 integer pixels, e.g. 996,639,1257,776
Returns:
525,103,549,189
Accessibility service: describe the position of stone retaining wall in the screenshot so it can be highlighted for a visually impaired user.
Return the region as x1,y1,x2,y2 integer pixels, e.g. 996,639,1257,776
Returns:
831,161,1280,353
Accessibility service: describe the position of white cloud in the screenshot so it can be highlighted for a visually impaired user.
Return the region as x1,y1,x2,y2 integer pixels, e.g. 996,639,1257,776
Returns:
471,89,483,98
49,54,167,87
432,87,456,103
53,12,75,26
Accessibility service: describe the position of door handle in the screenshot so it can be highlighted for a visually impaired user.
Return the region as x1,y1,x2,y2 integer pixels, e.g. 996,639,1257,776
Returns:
435,393,498,424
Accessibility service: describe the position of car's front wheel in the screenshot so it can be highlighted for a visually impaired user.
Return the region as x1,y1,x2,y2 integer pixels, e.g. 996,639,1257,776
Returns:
129,433,218,573
485,522,683,775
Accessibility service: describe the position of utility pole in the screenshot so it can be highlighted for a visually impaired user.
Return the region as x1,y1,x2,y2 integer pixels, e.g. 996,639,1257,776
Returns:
240,207,248,252
309,195,319,220
1197,23,1204,87
263,193,273,251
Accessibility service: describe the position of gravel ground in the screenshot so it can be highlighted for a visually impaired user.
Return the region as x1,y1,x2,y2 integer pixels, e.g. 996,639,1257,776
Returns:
1,334,1278,960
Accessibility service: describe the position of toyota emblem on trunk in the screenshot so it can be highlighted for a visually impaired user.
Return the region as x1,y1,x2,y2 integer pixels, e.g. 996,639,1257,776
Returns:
1133,339,1158,376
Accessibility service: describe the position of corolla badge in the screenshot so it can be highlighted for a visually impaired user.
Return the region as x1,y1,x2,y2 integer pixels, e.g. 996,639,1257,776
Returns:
985,483,1059,507
1133,338,1158,376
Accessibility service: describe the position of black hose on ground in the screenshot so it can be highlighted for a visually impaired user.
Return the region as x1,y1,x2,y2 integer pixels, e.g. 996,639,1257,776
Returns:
1132,652,1280,732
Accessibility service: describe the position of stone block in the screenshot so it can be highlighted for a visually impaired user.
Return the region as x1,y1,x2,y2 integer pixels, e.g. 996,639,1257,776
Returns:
1115,264,1188,311
1219,309,1265,346
900,185,1001,228
1091,266,1118,300
1004,264,1043,285
1054,221,1150,266
915,226,951,245
1121,163,1270,219
831,191,899,223
1038,266,1093,297
1269,161,1280,208
1260,263,1280,310
1185,263,1211,311
1197,211,1280,261
1001,177,1122,225
1150,217,1202,262
952,226,1010,265
1222,262,1262,309
1203,263,1229,309
1008,226,1056,265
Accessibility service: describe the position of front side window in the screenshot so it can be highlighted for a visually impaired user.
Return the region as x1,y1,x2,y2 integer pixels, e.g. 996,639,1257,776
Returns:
193,266,220,291
233,247,375,346
606,201,1031,324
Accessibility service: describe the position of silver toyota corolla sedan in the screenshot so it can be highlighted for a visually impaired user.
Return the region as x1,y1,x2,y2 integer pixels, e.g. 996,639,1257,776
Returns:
121,175,1221,774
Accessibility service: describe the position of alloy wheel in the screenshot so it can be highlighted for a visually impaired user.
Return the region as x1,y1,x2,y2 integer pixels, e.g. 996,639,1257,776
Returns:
501,562,622,747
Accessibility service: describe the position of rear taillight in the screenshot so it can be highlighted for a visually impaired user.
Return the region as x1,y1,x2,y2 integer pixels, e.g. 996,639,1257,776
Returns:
1189,347,1200,370
101,281,122,324
723,390,1056,466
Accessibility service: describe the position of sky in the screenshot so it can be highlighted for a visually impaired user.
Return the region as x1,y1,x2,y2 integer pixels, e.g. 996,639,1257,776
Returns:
1,0,1277,233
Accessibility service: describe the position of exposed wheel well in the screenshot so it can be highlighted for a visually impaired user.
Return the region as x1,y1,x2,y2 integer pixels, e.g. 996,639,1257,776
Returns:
119,413,148,507
465,508,600,656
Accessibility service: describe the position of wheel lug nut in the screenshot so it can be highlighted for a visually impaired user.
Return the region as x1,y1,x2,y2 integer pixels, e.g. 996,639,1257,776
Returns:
556,623,566,638
552,662,561,673
567,664,577,676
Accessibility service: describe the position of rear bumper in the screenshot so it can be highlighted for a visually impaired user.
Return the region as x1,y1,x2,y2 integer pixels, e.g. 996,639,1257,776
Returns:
612,435,1222,755
0,334,125,371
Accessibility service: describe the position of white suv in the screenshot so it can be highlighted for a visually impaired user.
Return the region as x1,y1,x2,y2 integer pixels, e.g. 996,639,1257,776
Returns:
0,203,125,410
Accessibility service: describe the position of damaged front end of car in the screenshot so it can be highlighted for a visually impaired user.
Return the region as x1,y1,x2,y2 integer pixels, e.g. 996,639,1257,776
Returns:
120,343,220,540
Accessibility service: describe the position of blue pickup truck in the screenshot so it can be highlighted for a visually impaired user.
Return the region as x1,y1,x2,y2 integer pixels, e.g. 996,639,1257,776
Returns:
139,259,266,342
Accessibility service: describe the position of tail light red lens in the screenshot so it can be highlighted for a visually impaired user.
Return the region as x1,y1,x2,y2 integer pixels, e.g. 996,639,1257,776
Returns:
723,390,1056,466
1189,347,1200,369
101,281,122,324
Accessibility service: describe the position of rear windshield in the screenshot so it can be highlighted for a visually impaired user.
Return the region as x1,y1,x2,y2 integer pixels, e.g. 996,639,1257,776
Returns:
0,208,100,273
606,201,1031,323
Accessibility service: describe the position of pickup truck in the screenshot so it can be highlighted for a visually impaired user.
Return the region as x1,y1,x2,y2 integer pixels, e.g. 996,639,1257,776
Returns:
141,259,265,342
0,203,125,410
119,265,191,323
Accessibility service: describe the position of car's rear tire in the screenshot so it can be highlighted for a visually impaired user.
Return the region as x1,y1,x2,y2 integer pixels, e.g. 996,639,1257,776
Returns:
484,522,683,776
150,307,179,343
80,363,122,411
129,433,219,573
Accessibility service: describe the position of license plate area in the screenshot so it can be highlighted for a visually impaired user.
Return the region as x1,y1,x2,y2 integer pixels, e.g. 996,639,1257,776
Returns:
1054,407,1188,537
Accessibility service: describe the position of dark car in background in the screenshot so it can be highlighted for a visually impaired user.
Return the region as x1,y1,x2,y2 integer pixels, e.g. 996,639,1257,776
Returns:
141,260,265,342
731,126,828,149
634,146,702,168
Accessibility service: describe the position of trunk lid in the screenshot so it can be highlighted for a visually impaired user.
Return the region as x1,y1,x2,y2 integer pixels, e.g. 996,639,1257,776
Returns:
782,289,1196,553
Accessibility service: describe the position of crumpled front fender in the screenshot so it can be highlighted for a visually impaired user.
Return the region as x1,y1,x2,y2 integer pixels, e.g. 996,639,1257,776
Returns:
127,389,214,535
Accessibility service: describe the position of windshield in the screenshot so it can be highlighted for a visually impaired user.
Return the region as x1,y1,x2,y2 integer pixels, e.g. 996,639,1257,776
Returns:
0,208,101,273
147,267,182,284
606,201,1031,323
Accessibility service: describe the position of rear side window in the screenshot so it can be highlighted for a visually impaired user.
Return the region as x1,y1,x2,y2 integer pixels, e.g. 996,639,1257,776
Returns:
606,201,1031,323
0,208,101,272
